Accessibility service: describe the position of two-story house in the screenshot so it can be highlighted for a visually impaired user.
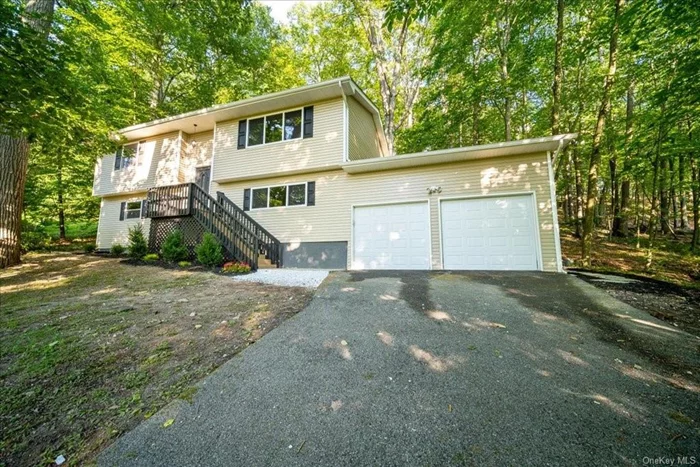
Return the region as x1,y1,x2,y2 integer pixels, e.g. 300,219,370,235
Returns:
93,77,575,271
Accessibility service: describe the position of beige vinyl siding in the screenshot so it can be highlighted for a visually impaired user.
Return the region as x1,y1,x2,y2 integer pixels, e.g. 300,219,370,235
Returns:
347,97,383,160
96,194,150,250
216,152,558,271
93,132,180,196
179,130,214,184
213,99,344,182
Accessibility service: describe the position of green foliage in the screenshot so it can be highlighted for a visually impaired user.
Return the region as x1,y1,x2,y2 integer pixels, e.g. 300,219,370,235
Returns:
178,261,192,268
110,244,125,256
142,253,159,262
127,225,148,259
83,244,96,254
160,230,189,263
20,222,51,252
221,261,252,274
195,233,224,267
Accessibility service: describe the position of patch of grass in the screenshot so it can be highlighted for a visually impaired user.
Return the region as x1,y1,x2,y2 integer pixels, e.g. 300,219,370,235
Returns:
44,222,98,242
0,252,314,465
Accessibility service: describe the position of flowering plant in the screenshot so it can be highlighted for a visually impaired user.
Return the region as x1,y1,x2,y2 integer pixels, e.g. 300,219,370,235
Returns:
221,261,252,274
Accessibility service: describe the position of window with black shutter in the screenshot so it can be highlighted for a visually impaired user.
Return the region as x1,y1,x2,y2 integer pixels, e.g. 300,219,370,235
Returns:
306,181,315,206
303,106,314,138
237,120,247,149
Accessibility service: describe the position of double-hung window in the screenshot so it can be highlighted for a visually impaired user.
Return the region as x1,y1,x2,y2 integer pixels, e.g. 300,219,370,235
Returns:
115,140,145,171
251,183,307,209
247,109,303,147
125,201,142,219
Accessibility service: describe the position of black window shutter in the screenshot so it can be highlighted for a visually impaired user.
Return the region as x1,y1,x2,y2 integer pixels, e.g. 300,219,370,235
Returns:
114,147,122,170
243,189,251,211
119,202,126,221
303,106,314,138
237,120,247,149
307,181,315,206
141,200,148,218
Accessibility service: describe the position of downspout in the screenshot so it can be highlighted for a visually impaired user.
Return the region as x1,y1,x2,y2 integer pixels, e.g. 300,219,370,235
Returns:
339,80,349,162
548,138,566,272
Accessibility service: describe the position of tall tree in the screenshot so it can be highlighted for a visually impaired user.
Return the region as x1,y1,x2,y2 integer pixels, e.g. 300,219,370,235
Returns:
551,0,564,136
581,0,623,265
0,0,55,267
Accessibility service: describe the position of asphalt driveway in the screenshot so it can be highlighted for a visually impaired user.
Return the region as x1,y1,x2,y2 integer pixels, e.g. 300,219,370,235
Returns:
101,271,700,466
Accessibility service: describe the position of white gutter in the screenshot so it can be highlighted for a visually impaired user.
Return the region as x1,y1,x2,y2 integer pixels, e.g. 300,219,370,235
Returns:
342,134,577,174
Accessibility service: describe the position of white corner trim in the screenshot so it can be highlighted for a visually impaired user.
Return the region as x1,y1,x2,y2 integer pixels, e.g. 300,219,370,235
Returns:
547,146,564,273
341,85,349,162
176,130,183,184
210,122,217,195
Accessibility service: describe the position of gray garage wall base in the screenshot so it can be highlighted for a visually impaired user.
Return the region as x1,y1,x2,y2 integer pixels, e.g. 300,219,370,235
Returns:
282,242,347,269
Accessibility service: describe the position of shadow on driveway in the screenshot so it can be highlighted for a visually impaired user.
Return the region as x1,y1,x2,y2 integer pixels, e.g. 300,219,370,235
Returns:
101,271,700,466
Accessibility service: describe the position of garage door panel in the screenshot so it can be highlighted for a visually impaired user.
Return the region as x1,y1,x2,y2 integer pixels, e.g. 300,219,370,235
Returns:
441,195,539,271
353,202,430,270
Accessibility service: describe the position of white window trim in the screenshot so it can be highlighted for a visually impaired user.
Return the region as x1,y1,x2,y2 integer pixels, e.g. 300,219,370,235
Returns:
250,182,308,210
117,140,146,171
125,200,143,219
245,107,305,148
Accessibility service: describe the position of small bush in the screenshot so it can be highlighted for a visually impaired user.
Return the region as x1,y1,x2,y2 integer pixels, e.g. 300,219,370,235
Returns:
128,225,148,259
195,233,224,267
178,261,192,268
160,229,189,262
110,243,125,256
83,243,96,254
142,253,159,262
21,222,51,252
221,261,252,274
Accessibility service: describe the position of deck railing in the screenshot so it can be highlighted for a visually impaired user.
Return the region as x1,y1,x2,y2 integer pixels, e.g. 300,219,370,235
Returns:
146,183,263,269
216,192,283,268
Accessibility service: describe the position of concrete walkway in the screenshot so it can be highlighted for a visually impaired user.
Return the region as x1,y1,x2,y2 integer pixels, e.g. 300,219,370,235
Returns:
101,271,700,466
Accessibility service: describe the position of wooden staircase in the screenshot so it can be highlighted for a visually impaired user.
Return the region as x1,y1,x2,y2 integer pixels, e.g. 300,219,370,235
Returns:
145,183,283,270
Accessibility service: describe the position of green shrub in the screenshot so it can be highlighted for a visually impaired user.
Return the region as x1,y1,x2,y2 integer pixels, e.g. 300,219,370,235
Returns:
178,261,192,268
21,222,51,252
110,243,125,256
142,253,159,262
128,225,148,259
83,243,96,254
195,233,224,267
221,261,252,274
160,229,189,262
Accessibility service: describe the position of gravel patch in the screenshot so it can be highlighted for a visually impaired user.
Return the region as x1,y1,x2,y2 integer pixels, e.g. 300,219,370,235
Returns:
231,269,329,289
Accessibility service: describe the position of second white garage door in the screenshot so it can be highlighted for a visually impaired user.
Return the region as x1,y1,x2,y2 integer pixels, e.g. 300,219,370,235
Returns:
352,202,430,270
440,195,540,270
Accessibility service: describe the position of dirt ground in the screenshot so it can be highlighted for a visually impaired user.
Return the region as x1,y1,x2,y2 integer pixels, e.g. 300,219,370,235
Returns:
560,230,700,339
0,252,314,466
571,270,700,338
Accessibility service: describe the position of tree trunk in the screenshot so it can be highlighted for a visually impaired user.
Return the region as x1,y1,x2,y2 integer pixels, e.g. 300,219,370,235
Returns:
582,0,623,265
57,155,66,241
551,0,564,136
660,156,670,234
0,0,55,268
670,156,678,229
0,136,30,267
679,153,687,229
573,145,584,238
616,82,634,237
692,155,699,252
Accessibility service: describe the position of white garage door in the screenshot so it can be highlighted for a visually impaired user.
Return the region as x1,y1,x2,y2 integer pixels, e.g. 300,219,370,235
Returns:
441,195,540,270
352,202,430,270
